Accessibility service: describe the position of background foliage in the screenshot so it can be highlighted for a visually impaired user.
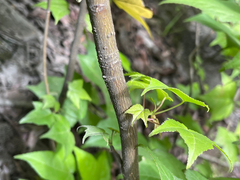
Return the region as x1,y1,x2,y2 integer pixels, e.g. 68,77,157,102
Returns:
11,0,240,179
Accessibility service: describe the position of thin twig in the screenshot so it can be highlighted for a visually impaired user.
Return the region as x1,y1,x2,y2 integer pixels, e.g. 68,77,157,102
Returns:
109,131,123,172
59,1,87,106
43,0,51,94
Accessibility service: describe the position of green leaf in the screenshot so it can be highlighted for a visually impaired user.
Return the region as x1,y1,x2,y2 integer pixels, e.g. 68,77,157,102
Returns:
149,119,232,170
215,127,238,164
79,110,101,127
85,14,92,33
74,147,111,180
156,89,173,102
200,73,236,122
139,146,186,180
119,52,132,72
176,83,201,110
54,144,76,174
127,79,149,92
14,151,74,180
160,0,240,23
222,51,240,71
139,158,161,180
185,170,207,180
209,178,240,180
81,109,120,149
27,76,64,98
126,72,208,110
20,103,55,128
175,114,203,134
61,98,88,127
80,125,110,144
41,115,75,157
41,94,60,112
186,14,240,48
95,151,111,180
148,137,172,152
67,79,91,109
195,160,213,178
35,0,70,24
168,88,209,111
125,104,151,127
78,41,111,109
141,78,169,95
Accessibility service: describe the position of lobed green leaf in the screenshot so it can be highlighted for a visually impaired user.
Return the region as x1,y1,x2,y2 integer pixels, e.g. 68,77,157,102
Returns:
41,115,75,157
168,88,209,111
20,103,55,128
139,146,186,180
27,76,64,98
126,72,209,111
41,94,60,112
125,104,151,127
67,79,91,109
149,119,232,170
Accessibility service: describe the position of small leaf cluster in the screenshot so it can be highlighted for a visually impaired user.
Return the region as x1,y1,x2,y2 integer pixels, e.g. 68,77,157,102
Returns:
125,72,209,127
123,72,232,171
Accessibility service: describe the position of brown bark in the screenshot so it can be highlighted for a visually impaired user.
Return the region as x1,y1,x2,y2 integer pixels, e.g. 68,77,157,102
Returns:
86,0,139,179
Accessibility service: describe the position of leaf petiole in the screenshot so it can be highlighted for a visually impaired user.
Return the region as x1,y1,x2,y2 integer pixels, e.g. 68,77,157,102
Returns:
155,97,166,112
154,101,184,115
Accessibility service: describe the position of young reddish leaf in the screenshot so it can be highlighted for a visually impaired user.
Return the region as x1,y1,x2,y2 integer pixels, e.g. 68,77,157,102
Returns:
149,119,232,171
125,104,151,127
113,0,153,38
